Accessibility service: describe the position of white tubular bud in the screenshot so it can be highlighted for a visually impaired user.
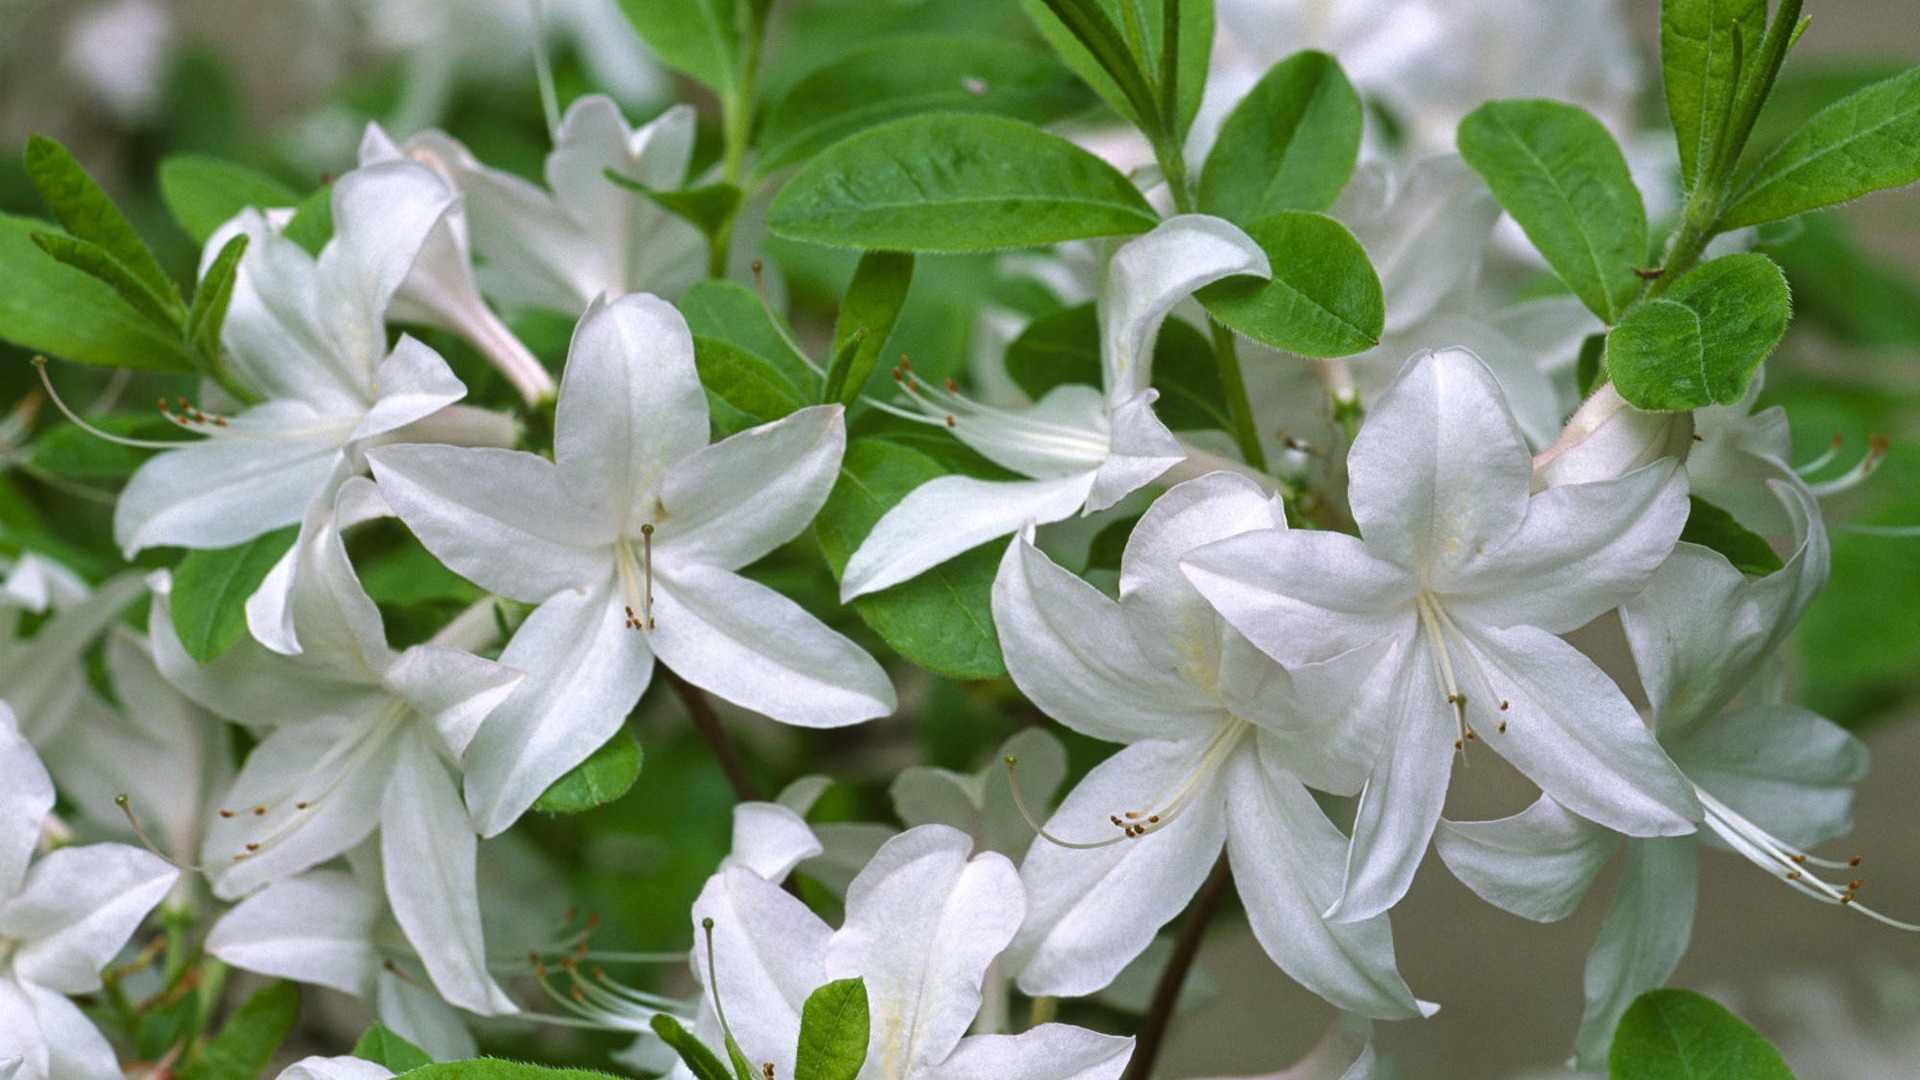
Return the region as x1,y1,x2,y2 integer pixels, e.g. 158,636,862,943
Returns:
1531,383,1694,491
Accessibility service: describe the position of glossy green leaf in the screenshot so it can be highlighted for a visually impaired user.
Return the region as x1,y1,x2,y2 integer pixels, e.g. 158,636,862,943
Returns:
0,214,196,372
1721,66,1920,229
1004,302,1224,431
651,1014,734,1080
281,185,335,257
1458,100,1648,324
178,982,299,1080
24,135,179,313
758,36,1090,173
188,233,249,365
795,978,870,1080
28,415,170,481
1681,496,1785,576
533,727,643,814
1196,211,1383,357
1608,989,1794,1079
1199,51,1362,219
816,439,1005,679
769,114,1159,252
353,1025,433,1072
694,336,812,433
159,154,301,244
29,230,180,330
170,526,299,663
680,280,817,380
1606,253,1791,412
826,252,915,407
1004,303,1102,399
1020,0,1211,139
1662,0,1770,190
614,0,741,95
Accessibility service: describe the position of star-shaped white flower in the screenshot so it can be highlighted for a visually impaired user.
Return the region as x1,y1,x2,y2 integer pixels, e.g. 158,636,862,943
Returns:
0,703,178,1080
839,214,1271,601
1182,347,1701,924
994,472,1431,1019
369,293,896,836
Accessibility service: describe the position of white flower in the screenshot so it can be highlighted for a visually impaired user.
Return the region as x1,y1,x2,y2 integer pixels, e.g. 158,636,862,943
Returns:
995,472,1431,1019
369,293,895,836
840,214,1271,601
1183,347,1701,924
0,703,178,1080
275,1057,394,1080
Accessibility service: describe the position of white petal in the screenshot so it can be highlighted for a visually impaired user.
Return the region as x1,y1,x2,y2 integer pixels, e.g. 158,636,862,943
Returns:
0,981,44,1080
1012,739,1229,997
0,843,176,994
554,294,706,528
115,428,345,555
993,536,1217,745
691,865,831,1079
1669,704,1865,850
377,967,478,1062
21,983,122,1080
829,826,1022,1076
1181,529,1416,666
1099,215,1268,400
383,733,514,1015
1225,748,1433,1019
283,501,396,677
926,1026,1134,1080
948,384,1110,479
840,473,1096,602
1345,348,1532,578
219,214,368,411
1356,155,1501,336
662,405,846,571
319,159,456,382
649,565,894,728
1466,623,1701,838
276,1057,394,1080
1434,796,1620,923
206,870,380,997
1230,645,1393,798
351,335,469,442
384,644,523,762
1573,837,1698,1070
1118,471,1286,669
728,802,823,883
246,473,397,656
0,706,54,898
464,581,653,836
368,444,613,603
418,129,599,315
1085,392,1185,512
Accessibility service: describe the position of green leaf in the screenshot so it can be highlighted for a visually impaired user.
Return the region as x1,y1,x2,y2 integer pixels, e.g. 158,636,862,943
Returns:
1608,988,1795,1079
532,728,643,814
1576,331,1608,398
605,175,743,241
135,994,199,1063
816,439,1005,679
391,1063,627,1080
795,978,870,1080
159,155,301,244
1681,496,1786,576
826,252,915,407
1662,0,1771,191
28,230,181,330
1721,66,1920,230
1199,51,1363,219
353,1025,434,1072
188,233,249,365
758,36,1091,174
680,280,817,382
281,185,335,257
28,414,170,480
0,213,196,372
695,336,812,433
615,0,740,95
1606,253,1791,412
768,114,1159,253
651,1014,735,1080
170,527,300,663
1020,0,1211,139
178,982,299,1080
1149,318,1228,431
1004,303,1225,431
24,135,180,314
1196,211,1383,357
1457,100,1649,324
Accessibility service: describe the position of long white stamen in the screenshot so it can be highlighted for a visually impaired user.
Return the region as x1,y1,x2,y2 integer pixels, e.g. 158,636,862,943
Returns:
33,358,198,450
1416,594,1472,750
1806,435,1888,498
528,0,561,140
616,528,658,632
1006,720,1249,850
1795,431,1846,477
1695,787,1918,931
225,702,408,865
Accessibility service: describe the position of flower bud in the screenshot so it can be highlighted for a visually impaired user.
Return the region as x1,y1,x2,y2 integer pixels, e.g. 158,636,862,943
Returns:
1532,383,1693,491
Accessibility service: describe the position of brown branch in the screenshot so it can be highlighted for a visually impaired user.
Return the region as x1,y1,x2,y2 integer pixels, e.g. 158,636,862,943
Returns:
1122,854,1234,1080
664,669,762,803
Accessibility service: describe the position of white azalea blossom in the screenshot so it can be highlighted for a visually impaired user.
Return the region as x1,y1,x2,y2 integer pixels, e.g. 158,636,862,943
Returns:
0,704,178,1080
1183,348,1701,924
841,214,1272,600
370,293,895,836
996,472,1431,1019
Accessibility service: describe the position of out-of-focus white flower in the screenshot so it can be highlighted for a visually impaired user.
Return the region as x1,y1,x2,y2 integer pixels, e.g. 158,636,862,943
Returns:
62,0,174,125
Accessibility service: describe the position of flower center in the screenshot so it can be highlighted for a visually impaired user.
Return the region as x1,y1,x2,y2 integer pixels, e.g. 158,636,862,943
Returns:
219,699,410,867
1414,591,1509,752
1008,719,1251,849
615,524,657,633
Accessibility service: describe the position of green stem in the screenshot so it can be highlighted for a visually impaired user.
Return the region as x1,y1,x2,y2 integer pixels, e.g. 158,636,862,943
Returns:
1210,320,1268,473
710,4,765,279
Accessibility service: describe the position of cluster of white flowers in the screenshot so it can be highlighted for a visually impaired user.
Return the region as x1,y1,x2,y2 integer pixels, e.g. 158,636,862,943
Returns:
4,0,1912,1077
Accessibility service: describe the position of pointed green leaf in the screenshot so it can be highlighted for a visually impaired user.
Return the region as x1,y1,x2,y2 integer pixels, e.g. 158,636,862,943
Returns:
826,251,915,407
188,233,249,365
614,0,741,95
758,36,1090,174
1721,66,1920,229
170,526,300,663
159,155,301,244
1662,0,1770,191
1196,211,1382,357
816,439,1005,679
1607,989,1794,1079
353,1025,434,1072
178,982,299,1080
24,135,180,315
605,174,743,241
0,213,196,372
532,727,642,814
1018,0,1162,134
1681,496,1785,576
1458,100,1649,324
769,114,1159,252
281,185,335,257
694,336,812,434
1605,253,1791,412
28,231,181,331
680,280,817,381
1199,50,1363,219
795,978,870,1080
651,1014,733,1080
